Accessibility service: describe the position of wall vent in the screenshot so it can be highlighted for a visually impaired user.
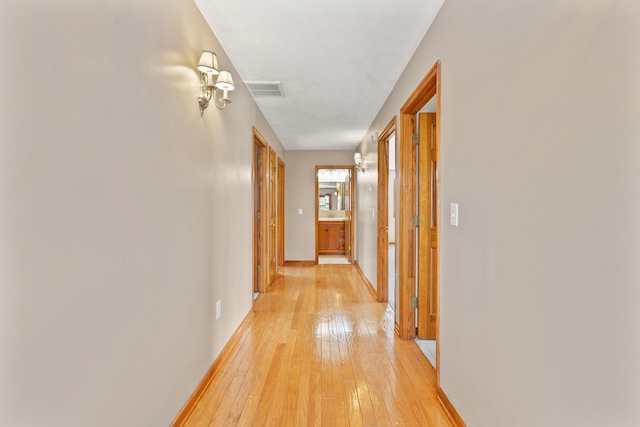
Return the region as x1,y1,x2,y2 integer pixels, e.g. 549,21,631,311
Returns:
245,81,285,97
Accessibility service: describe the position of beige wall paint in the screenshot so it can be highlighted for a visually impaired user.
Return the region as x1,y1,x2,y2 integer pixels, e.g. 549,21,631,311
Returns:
353,140,379,285
355,0,640,425
0,0,282,426
284,150,354,261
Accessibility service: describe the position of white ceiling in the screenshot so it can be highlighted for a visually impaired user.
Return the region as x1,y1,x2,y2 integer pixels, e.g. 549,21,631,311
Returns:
194,0,445,151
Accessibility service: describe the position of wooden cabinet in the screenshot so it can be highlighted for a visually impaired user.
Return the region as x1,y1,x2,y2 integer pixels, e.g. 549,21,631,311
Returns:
317,221,345,254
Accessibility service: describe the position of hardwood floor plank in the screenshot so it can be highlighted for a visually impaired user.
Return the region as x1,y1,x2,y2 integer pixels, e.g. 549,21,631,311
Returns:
182,265,454,427
250,343,286,426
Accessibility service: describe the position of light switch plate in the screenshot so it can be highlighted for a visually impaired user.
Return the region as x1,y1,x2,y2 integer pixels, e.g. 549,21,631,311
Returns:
298,208,303,215
450,203,459,227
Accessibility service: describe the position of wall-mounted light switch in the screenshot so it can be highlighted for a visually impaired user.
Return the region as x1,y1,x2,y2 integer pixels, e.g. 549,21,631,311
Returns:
298,208,303,215
450,203,459,227
216,300,222,319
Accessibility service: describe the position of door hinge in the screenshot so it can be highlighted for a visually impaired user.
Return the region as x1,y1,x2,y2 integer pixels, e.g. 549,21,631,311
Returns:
257,212,261,219
412,215,420,227
413,133,420,144
273,256,276,263
411,297,419,308
257,265,261,273
258,159,262,167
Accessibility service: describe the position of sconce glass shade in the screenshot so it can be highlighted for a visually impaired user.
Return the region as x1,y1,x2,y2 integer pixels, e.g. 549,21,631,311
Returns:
215,71,235,91
197,51,220,75
354,152,362,164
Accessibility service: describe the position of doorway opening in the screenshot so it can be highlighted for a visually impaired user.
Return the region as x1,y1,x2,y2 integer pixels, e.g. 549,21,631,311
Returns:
376,118,397,315
396,61,441,381
251,127,282,298
315,166,354,264
252,129,268,297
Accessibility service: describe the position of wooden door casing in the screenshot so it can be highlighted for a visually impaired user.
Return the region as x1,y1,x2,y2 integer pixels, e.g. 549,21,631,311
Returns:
397,61,440,344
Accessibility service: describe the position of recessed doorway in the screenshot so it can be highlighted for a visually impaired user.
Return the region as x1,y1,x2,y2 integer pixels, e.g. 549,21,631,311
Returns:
315,166,354,264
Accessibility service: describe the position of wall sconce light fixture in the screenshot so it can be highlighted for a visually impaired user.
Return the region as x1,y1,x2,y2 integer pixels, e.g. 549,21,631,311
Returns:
197,51,235,116
354,152,365,173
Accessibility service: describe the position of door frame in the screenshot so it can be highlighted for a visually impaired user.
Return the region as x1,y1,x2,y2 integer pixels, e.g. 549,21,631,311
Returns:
252,127,269,294
277,157,285,269
397,61,441,362
314,165,355,263
376,117,397,303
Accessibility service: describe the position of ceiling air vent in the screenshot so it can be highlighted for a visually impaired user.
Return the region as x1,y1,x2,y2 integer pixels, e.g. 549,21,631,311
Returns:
245,81,285,98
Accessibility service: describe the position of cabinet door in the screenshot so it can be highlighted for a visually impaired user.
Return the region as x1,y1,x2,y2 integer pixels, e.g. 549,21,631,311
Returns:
318,223,328,250
326,223,338,250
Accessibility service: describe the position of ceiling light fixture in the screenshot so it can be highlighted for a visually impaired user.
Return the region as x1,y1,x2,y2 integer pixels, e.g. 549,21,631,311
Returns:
197,51,235,115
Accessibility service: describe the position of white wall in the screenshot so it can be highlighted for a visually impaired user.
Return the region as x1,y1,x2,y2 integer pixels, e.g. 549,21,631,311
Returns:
0,0,282,425
355,0,640,425
284,150,354,261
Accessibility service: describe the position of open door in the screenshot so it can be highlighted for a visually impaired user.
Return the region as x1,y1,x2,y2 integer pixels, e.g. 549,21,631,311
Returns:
268,148,277,285
377,118,396,303
252,136,266,294
252,128,270,294
417,112,438,339
277,157,285,268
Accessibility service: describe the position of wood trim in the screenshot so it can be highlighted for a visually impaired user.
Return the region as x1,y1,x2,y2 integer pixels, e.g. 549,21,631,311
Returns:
400,63,439,113
253,128,270,293
353,261,377,302
277,157,285,268
284,260,317,266
434,63,442,389
315,166,319,264
170,311,255,426
437,387,466,427
376,117,396,304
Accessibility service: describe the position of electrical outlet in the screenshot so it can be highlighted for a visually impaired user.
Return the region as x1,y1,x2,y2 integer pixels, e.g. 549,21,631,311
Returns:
216,300,222,319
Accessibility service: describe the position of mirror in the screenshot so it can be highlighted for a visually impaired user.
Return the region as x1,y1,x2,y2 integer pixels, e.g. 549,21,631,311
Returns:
317,168,351,218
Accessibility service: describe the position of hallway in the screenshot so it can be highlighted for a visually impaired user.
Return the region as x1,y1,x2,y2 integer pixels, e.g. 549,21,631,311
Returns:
182,265,452,426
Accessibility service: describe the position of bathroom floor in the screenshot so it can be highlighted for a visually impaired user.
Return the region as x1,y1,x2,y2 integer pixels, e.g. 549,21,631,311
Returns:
318,255,350,264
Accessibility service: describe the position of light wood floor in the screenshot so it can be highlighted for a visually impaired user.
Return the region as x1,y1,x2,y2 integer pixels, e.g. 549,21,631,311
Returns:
183,265,452,426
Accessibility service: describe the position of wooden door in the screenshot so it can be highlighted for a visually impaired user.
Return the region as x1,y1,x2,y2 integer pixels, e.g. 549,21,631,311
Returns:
253,128,269,294
417,112,438,339
253,141,264,294
268,148,277,285
277,158,285,267
376,120,393,302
